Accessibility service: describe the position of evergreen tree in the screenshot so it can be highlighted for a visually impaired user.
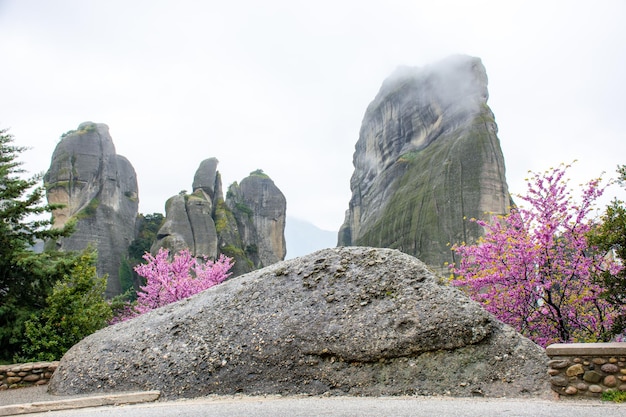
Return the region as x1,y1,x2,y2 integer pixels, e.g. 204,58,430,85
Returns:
0,128,74,360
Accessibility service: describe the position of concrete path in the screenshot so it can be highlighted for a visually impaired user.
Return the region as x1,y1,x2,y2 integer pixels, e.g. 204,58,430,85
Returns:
0,388,160,416
0,388,624,417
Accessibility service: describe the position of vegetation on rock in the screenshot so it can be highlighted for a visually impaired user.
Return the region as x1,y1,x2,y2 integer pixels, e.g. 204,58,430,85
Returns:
249,168,270,179
339,57,510,273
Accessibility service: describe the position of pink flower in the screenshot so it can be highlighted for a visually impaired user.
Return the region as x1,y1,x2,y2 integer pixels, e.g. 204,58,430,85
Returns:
450,163,620,347
114,248,233,321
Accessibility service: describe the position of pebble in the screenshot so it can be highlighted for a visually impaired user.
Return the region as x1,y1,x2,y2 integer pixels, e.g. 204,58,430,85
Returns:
566,364,584,377
564,386,578,395
601,363,619,374
603,375,618,387
588,385,603,393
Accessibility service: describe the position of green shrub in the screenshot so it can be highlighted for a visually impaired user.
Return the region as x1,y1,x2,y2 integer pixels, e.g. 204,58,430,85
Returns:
17,250,112,362
249,169,269,179
602,390,626,403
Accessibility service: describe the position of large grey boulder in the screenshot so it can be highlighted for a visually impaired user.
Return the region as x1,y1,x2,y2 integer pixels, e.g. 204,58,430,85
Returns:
338,55,511,274
49,247,548,399
44,122,138,297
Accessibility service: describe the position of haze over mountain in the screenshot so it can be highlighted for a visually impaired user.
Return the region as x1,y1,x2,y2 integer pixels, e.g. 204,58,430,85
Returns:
339,55,510,272
285,217,336,259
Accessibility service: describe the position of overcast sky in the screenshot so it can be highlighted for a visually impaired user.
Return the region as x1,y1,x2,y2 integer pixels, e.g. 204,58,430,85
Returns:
1,0,625,231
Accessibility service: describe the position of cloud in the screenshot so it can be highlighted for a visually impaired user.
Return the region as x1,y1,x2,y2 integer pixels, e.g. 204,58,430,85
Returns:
1,0,625,231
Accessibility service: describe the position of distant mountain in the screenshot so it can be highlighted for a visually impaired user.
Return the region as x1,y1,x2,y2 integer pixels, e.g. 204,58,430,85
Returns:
285,217,336,259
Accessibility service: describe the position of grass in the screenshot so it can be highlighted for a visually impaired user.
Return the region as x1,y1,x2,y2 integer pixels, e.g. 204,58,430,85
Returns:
602,390,626,403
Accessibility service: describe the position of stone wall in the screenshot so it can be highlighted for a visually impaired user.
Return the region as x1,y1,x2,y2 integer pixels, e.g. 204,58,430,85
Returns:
0,362,58,389
546,343,626,397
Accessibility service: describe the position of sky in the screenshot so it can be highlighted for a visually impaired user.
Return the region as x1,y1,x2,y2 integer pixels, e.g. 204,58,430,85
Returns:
1,0,625,232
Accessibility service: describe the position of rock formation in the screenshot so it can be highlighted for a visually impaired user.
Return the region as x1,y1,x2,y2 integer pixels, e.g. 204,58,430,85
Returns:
49,247,549,399
225,170,287,268
338,55,511,273
152,158,220,259
152,161,286,276
44,122,138,297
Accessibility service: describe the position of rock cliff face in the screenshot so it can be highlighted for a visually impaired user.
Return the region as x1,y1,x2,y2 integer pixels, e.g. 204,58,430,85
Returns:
152,158,220,259
44,122,138,297
152,161,286,276
49,247,549,399
338,55,511,272
226,170,287,268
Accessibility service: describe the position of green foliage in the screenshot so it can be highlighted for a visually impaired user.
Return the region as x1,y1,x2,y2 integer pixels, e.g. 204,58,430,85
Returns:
18,250,112,362
60,130,76,139
186,189,206,201
245,244,258,255
0,249,84,359
0,128,76,360
59,123,97,140
214,200,232,234
234,202,253,218
588,164,626,337
220,244,245,257
249,169,269,179
123,191,138,201
125,213,165,298
602,390,626,403
118,258,135,295
128,213,164,260
74,198,100,220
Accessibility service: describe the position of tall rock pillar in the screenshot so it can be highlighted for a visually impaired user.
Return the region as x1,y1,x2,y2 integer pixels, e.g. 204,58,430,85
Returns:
338,55,511,273
44,122,139,297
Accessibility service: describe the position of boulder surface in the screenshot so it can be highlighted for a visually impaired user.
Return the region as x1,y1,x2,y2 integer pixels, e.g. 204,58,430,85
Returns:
49,247,548,399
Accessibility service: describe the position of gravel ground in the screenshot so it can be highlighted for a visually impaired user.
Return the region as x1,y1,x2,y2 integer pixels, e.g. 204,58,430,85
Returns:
2,386,626,417
2,390,624,417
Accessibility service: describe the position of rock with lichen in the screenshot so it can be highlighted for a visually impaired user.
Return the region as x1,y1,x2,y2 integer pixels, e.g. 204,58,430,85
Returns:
49,247,548,399
44,122,138,297
338,55,511,274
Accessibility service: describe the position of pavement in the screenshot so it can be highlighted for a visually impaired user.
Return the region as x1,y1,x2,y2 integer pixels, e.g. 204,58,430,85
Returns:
0,386,624,417
0,386,160,416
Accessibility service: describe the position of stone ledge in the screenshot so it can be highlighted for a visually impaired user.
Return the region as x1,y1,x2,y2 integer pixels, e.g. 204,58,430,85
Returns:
546,342,626,398
0,390,161,416
546,343,626,356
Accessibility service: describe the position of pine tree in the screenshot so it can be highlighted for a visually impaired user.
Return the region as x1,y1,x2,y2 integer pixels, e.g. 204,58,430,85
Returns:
0,128,74,360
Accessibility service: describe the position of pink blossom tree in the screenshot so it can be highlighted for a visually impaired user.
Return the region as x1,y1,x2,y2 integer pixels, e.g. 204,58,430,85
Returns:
450,163,623,347
114,248,233,322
